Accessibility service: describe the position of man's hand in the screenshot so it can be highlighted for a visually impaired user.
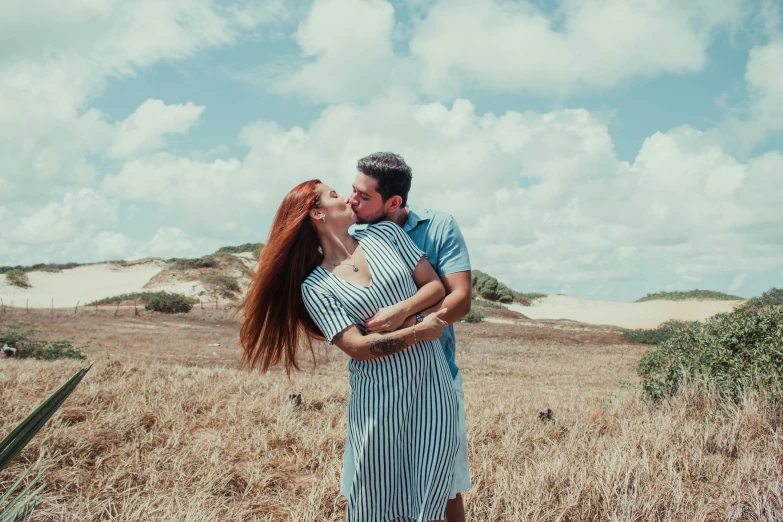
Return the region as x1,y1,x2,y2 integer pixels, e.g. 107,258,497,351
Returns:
366,304,409,333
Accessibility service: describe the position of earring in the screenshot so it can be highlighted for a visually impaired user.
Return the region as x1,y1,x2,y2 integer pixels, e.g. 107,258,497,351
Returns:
322,215,326,223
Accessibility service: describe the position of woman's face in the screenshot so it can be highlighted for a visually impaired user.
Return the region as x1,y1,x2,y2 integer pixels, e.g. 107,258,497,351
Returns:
315,183,357,227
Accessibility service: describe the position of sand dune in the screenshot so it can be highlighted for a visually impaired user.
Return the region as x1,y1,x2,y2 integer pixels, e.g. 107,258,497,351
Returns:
508,295,743,330
0,260,167,308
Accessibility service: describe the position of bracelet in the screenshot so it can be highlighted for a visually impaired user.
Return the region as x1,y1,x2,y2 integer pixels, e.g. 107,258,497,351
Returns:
413,325,417,345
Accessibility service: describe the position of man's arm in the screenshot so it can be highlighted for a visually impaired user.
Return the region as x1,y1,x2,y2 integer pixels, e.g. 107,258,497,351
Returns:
421,270,472,326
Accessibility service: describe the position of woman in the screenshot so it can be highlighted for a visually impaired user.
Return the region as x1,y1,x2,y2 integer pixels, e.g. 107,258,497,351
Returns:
240,179,459,522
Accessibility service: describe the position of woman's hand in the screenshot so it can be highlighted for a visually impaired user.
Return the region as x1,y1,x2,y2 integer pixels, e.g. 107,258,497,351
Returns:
416,308,448,341
366,305,409,333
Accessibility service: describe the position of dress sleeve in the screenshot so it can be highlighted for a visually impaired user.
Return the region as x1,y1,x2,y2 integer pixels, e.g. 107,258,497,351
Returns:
374,221,426,272
301,282,356,344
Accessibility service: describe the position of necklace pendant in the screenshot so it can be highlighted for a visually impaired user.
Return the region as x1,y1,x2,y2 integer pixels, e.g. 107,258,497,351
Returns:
353,267,359,272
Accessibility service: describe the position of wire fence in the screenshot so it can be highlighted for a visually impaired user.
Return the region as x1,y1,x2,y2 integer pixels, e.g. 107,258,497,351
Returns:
0,297,235,316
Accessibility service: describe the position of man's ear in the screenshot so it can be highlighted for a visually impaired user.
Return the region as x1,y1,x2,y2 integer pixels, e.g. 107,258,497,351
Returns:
386,195,404,212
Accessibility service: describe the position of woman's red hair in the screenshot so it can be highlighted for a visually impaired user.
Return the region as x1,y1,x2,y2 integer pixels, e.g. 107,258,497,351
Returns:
238,179,326,374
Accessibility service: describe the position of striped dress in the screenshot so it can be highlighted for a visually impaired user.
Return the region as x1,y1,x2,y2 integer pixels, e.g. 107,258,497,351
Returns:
301,221,459,522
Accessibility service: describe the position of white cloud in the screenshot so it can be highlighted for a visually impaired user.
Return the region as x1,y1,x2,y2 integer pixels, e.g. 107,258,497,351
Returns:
271,0,744,101
729,273,747,292
91,231,135,261
135,227,221,260
109,99,205,158
96,92,783,298
271,0,409,103
0,189,117,245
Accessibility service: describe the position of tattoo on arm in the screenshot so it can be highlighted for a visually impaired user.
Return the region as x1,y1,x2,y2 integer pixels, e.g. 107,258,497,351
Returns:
367,336,408,357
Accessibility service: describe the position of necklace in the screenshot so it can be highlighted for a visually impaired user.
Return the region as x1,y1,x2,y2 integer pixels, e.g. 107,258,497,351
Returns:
332,254,359,272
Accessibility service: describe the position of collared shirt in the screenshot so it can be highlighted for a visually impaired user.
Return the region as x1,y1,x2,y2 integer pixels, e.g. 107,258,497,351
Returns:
403,208,471,379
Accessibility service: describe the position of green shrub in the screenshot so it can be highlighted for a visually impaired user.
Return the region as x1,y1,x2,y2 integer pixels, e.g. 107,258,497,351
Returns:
213,243,263,256
636,289,744,302
168,256,218,270
6,269,31,288
201,275,240,298
471,298,507,310
735,287,783,312
471,270,514,303
144,292,193,314
0,324,86,360
636,306,783,401
462,309,486,323
87,291,199,306
622,319,700,345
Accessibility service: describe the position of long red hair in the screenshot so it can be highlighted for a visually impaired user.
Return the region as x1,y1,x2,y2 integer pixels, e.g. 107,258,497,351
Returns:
238,179,326,373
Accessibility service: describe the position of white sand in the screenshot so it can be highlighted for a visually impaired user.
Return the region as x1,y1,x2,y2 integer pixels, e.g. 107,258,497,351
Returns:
508,295,744,329
0,261,166,308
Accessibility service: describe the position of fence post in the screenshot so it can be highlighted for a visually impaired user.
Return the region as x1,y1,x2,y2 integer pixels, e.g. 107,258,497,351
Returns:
115,301,120,317
200,299,203,310
74,301,79,314
26,298,29,313
1,298,3,313
216,297,218,310
134,299,138,317
51,298,54,314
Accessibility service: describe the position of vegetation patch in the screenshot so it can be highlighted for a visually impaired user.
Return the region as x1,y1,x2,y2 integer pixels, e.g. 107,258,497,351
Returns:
622,319,700,345
87,291,199,307
462,309,486,323
735,287,783,312
636,305,783,401
471,270,515,303
167,256,219,270
213,243,263,256
0,323,87,360
144,292,194,314
6,269,31,288
636,289,744,302
472,298,507,310
1,262,80,274
201,275,241,298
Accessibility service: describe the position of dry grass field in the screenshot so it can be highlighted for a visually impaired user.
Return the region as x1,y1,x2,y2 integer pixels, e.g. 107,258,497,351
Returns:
1,306,781,521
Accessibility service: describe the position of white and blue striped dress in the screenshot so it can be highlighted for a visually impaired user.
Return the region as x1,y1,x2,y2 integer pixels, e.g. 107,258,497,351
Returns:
301,221,459,522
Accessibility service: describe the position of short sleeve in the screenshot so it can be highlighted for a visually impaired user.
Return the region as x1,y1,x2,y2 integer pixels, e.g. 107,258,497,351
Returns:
301,282,356,344
373,221,426,272
435,215,471,277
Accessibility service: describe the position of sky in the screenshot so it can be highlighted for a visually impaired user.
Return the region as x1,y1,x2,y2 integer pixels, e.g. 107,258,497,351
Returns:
1,0,782,302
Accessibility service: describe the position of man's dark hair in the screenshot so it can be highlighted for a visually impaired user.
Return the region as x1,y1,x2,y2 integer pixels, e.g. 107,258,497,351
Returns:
356,152,412,206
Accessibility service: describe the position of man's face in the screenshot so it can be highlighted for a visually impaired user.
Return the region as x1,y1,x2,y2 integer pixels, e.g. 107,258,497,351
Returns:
349,171,388,225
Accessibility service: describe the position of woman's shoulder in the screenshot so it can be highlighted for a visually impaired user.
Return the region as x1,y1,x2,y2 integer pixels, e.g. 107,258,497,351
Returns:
302,267,329,291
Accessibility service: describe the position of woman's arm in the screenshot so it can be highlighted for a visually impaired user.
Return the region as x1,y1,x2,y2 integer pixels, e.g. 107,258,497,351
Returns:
333,309,449,361
365,257,445,333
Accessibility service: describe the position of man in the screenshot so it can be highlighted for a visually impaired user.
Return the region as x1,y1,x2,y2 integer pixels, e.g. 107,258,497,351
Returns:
348,151,472,522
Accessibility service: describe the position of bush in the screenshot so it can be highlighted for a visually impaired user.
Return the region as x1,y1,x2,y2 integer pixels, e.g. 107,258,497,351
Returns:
201,275,240,298
622,319,700,345
471,270,514,303
472,298,507,310
462,309,486,323
0,324,86,360
6,269,31,288
735,287,783,312
213,243,264,256
168,256,218,270
636,290,743,302
636,306,783,401
87,291,198,306
144,292,193,314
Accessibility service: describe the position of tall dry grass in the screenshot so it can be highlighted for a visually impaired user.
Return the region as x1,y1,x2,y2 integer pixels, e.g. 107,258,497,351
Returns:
0,311,781,521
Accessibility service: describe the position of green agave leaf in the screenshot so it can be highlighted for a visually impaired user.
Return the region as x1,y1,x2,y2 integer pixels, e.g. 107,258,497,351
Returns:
0,362,93,471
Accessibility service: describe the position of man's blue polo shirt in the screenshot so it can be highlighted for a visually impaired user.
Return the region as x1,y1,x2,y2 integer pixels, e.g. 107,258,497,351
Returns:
403,208,471,379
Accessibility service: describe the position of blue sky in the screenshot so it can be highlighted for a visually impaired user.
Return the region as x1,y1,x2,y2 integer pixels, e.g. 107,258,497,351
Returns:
1,0,781,302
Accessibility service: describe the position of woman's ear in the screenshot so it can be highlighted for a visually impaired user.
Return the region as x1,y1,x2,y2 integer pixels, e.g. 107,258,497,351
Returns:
309,208,323,221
